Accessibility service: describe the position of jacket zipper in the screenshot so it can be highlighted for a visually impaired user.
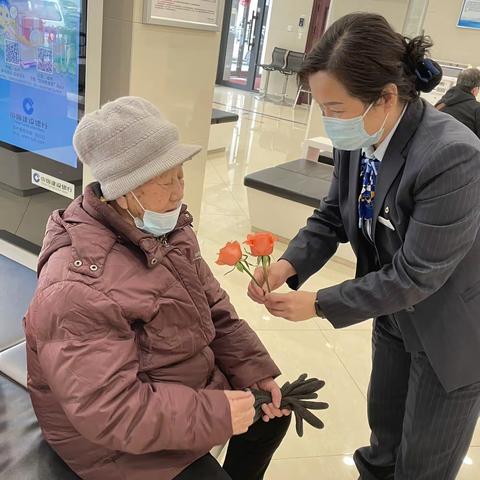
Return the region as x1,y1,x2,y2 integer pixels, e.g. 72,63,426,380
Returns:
157,238,209,343
159,235,169,247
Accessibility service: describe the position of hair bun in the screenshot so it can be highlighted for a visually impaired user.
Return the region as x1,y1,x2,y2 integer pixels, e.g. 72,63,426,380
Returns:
403,36,442,93
414,58,443,93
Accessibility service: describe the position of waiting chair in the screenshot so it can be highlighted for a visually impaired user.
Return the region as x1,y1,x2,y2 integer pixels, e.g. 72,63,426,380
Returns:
294,82,312,108
279,51,306,103
257,47,287,99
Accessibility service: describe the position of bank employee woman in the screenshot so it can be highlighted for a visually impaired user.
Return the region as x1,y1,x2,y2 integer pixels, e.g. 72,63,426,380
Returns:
248,13,480,480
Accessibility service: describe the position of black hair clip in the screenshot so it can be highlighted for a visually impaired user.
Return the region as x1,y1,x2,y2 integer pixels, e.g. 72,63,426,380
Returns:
415,58,440,82
415,58,443,93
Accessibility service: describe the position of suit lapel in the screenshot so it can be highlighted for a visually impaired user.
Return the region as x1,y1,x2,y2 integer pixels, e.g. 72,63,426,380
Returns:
345,149,362,250
371,99,425,239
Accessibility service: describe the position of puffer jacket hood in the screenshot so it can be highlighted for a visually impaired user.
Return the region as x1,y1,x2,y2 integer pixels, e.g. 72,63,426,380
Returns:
37,183,192,277
438,85,476,107
24,183,280,480
436,86,480,137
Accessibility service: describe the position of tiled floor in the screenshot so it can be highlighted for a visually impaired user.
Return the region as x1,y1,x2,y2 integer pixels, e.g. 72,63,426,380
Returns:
197,86,480,479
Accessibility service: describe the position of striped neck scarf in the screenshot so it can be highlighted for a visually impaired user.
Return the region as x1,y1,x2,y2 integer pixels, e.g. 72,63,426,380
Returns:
358,152,380,238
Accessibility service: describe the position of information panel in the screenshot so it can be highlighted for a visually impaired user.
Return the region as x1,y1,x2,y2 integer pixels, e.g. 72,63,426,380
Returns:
458,0,480,30
0,0,83,167
144,0,222,31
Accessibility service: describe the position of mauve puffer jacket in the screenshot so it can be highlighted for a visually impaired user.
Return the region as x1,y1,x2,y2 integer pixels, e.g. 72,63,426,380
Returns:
24,183,280,480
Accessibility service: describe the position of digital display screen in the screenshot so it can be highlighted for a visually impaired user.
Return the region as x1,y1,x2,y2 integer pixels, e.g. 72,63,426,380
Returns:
458,0,480,30
0,0,83,167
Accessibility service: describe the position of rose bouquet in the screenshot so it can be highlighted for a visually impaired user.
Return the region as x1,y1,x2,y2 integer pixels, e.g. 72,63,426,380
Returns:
216,232,277,292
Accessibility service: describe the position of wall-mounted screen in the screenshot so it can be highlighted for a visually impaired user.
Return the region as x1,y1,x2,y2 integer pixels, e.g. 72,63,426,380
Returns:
0,0,84,167
458,0,480,30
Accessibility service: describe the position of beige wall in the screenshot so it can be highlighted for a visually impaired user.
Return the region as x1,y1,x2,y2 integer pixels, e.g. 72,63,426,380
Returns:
424,0,480,67
100,0,223,226
260,0,314,99
306,0,480,140
326,0,480,67
327,0,409,32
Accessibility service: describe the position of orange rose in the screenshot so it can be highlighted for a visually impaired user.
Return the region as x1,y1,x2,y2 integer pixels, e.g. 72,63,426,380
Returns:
244,232,277,257
216,241,243,266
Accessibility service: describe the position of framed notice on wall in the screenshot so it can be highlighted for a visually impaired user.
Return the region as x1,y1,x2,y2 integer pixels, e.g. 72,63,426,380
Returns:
143,0,223,31
458,0,480,30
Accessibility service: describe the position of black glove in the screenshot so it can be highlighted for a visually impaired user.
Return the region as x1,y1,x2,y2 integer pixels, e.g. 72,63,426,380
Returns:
251,373,329,437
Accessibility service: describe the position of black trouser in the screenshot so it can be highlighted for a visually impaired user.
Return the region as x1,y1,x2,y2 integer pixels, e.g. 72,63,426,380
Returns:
174,414,291,480
355,317,480,480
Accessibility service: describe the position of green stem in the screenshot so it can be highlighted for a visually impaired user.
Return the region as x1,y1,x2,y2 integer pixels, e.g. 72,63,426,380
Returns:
262,256,271,293
240,261,262,289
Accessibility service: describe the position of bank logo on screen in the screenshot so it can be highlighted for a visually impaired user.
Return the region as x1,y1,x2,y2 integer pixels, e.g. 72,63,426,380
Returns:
0,0,82,168
23,97,34,115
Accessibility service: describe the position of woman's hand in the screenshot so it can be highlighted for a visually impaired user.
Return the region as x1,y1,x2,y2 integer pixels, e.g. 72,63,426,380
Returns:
251,377,291,422
264,291,317,322
224,390,255,436
247,259,297,304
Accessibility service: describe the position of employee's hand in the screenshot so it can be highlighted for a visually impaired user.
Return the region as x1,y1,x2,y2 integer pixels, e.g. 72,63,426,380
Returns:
250,377,291,422
264,291,317,322
247,260,297,304
224,390,255,435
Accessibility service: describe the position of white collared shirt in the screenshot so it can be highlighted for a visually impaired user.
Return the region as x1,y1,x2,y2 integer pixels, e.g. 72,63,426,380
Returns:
363,106,407,161
361,106,407,239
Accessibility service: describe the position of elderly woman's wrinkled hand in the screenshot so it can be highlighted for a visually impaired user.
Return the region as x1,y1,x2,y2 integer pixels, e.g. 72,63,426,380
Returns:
224,390,256,436
250,377,291,422
252,374,329,437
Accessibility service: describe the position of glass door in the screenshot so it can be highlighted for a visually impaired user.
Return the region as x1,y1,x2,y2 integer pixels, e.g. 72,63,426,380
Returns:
217,0,269,91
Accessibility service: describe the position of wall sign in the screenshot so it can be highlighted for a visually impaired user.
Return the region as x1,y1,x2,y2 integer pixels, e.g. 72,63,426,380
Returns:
32,169,75,199
458,0,480,30
143,0,224,31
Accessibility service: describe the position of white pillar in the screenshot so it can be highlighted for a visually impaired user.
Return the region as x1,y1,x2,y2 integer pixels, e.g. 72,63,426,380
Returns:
99,0,224,227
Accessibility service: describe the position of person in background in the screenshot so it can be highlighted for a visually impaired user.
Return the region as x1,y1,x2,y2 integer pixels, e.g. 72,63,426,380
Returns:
24,96,291,480
436,67,480,137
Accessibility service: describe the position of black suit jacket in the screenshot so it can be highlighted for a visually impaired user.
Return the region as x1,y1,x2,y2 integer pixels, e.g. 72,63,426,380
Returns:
282,99,480,392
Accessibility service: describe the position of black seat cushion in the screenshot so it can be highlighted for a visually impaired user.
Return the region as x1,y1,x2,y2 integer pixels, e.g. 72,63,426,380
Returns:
211,109,239,124
244,159,334,208
0,253,37,352
318,152,334,166
0,374,80,479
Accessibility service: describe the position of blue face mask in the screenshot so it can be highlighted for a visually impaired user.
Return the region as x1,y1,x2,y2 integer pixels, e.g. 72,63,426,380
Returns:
129,192,182,237
323,102,389,151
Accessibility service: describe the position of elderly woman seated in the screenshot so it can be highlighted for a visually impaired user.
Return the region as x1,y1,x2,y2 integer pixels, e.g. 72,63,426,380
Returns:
24,97,291,480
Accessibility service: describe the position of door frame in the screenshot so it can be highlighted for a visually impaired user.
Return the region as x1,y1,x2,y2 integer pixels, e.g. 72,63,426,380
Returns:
296,0,330,104
305,0,331,54
216,0,269,91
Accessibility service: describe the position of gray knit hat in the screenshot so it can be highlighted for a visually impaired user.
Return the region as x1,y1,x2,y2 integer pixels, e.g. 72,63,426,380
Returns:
73,96,201,200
